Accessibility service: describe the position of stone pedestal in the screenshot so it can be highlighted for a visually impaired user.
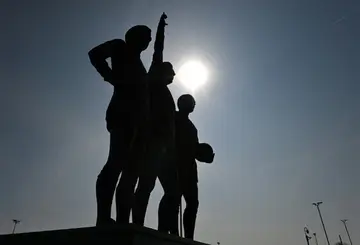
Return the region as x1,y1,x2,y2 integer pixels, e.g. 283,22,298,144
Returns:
0,224,209,245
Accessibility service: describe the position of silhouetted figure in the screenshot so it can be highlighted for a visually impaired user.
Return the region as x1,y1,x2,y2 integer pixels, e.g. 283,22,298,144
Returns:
175,94,215,239
132,13,180,235
88,25,152,226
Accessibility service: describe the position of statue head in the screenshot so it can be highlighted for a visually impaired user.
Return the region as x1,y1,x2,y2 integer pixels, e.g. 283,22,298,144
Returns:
177,94,196,113
125,25,152,52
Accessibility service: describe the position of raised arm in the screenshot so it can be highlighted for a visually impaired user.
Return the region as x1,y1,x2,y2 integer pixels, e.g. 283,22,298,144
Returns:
151,13,167,67
88,39,124,85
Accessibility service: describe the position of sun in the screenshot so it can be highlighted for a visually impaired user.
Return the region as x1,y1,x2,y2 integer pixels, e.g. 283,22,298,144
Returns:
177,60,208,91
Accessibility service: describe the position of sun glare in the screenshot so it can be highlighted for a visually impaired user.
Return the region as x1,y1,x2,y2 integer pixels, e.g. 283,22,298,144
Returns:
177,60,208,91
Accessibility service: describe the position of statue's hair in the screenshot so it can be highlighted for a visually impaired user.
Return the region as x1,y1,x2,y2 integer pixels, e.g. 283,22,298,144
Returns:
177,94,195,110
125,25,151,44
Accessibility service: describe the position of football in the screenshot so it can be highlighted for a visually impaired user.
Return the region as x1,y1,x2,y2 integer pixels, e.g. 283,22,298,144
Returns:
196,143,214,163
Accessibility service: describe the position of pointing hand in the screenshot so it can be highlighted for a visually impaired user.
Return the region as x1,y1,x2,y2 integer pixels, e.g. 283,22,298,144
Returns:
160,12,168,26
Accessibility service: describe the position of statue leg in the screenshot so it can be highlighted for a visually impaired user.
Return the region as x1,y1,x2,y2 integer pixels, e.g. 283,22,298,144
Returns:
132,141,162,226
158,151,180,235
183,179,199,239
115,168,138,224
96,128,133,226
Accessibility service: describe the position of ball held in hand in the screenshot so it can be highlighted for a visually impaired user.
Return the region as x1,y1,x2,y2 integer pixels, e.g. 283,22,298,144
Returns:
196,143,215,163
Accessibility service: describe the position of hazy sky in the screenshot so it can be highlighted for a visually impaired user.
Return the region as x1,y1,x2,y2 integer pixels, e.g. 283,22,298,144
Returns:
0,1,359,245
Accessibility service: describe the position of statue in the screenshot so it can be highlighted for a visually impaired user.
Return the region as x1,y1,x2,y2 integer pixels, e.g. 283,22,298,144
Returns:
88,24,152,226
175,94,215,239
132,13,180,235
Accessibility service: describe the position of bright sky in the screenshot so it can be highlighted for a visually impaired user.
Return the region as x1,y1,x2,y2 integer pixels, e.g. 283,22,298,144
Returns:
0,1,359,245
178,60,209,91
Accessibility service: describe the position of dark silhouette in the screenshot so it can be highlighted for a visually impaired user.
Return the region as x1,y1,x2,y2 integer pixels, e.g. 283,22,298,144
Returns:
12,219,20,234
131,13,180,235
0,225,212,245
175,94,214,239
88,24,152,226
304,227,311,245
